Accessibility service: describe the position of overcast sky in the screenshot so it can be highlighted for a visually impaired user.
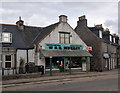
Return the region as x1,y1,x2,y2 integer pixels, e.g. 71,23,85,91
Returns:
0,1,118,34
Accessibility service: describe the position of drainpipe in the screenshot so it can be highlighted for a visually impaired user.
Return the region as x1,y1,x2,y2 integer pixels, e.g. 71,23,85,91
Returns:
27,49,28,64
14,52,17,74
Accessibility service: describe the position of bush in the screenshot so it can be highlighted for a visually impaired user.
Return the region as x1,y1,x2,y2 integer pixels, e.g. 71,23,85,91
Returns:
19,57,25,74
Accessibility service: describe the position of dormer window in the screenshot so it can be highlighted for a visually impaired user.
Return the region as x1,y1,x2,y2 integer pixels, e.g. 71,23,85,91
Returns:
110,35,112,42
113,37,116,43
0,32,12,43
99,30,102,38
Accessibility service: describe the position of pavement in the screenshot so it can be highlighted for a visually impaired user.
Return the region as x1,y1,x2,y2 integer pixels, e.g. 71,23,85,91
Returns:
2,69,118,86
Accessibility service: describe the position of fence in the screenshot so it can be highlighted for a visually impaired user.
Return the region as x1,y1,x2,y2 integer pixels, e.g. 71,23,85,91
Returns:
1,66,82,76
1,66,44,76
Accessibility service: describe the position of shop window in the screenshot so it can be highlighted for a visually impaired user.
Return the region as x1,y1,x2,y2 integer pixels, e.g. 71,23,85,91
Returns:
5,55,12,68
59,32,70,44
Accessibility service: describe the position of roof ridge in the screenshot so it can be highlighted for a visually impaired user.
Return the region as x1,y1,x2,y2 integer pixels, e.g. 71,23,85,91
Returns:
0,23,43,28
43,22,60,29
25,25,42,28
0,23,16,26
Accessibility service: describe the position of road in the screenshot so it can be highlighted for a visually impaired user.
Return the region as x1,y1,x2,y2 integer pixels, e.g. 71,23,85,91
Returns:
3,73,118,91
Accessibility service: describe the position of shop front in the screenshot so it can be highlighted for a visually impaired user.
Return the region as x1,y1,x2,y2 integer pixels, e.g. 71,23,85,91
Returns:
39,44,92,75
45,57,89,72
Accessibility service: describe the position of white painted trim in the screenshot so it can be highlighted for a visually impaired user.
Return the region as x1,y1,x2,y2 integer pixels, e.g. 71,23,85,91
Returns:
4,55,12,68
110,35,112,42
99,30,102,38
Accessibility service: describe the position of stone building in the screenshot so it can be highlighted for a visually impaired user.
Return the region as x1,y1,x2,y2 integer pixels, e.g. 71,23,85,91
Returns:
75,15,119,71
0,15,92,75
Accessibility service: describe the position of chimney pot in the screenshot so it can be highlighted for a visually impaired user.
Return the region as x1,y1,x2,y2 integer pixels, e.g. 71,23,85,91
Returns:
95,24,102,28
79,15,86,21
104,28,109,32
16,16,24,30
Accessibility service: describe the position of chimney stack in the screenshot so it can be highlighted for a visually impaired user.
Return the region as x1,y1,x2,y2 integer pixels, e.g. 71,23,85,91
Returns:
16,16,24,30
104,28,110,33
95,24,103,28
77,15,87,26
59,15,67,23
112,33,118,37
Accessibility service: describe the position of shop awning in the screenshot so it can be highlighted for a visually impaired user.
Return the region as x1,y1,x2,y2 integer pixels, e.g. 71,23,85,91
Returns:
39,50,92,57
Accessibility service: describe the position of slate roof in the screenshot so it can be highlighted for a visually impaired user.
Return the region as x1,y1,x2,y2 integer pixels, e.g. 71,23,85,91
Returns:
89,27,103,31
1,22,60,49
33,22,60,45
89,26,119,46
74,24,103,47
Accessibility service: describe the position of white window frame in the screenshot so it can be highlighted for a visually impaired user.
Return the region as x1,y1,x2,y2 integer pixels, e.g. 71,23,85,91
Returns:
0,54,2,68
0,33,2,43
5,55,12,68
59,32,70,44
1,32,12,43
113,37,116,43
119,39,120,45
110,35,112,42
99,30,102,38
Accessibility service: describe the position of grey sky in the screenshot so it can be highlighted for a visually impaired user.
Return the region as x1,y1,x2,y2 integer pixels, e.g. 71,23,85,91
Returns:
0,2,118,34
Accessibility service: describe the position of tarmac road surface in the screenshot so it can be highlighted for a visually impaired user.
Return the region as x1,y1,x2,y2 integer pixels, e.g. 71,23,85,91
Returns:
3,73,118,91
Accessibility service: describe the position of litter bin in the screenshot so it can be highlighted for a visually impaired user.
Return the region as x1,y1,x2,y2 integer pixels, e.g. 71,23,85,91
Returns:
59,66,64,72
41,65,44,75
38,65,44,75
25,64,29,73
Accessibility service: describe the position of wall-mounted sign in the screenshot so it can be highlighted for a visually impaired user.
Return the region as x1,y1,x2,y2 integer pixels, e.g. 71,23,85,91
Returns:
45,43,83,51
70,35,72,37
88,46,92,51
103,53,109,58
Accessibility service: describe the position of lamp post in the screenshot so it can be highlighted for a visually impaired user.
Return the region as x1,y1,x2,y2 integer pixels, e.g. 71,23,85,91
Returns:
50,56,52,76
69,57,71,74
